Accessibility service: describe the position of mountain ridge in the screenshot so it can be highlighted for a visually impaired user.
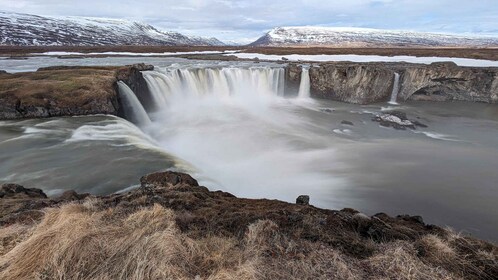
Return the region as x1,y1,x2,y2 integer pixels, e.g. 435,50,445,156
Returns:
0,11,225,46
250,26,498,47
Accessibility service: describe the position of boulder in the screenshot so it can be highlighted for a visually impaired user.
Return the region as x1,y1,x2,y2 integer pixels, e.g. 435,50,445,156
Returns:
0,184,47,199
140,171,200,188
341,120,354,126
296,195,310,205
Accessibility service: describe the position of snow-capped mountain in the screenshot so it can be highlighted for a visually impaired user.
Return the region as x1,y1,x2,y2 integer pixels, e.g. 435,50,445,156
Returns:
250,26,498,47
0,11,224,46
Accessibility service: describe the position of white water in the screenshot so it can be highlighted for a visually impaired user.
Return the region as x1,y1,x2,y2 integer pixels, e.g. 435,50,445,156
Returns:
127,67,347,201
298,67,311,99
142,67,286,108
388,73,401,105
116,81,151,126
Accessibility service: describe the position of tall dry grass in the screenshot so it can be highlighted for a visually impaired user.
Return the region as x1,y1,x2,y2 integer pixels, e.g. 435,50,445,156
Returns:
0,200,495,279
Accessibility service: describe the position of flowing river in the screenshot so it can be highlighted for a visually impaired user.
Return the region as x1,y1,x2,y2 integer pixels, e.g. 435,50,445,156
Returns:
1,56,498,241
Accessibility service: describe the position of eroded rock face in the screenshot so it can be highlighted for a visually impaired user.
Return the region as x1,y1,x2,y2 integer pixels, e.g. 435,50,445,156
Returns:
116,63,155,113
288,62,498,104
399,62,498,103
310,64,394,104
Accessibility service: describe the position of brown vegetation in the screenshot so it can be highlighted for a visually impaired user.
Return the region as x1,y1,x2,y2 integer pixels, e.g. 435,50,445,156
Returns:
0,171,496,279
1,45,497,60
0,67,116,106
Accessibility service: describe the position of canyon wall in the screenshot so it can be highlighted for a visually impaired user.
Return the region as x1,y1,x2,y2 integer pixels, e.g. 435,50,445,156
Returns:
287,62,498,104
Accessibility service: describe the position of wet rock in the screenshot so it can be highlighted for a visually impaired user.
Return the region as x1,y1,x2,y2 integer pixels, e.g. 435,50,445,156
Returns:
372,113,416,130
0,184,47,199
296,195,310,205
341,120,354,126
412,120,428,128
372,110,428,130
320,108,334,113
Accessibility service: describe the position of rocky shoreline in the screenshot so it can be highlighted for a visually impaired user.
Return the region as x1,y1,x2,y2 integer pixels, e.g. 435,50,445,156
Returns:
1,171,496,279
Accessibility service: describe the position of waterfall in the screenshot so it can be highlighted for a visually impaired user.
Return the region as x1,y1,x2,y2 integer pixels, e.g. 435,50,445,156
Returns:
117,81,151,127
388,72,400,105
297,67,311,98
142,67,286,102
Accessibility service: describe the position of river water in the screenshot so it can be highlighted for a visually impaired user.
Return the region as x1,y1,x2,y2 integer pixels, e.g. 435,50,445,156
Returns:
1,56,497,241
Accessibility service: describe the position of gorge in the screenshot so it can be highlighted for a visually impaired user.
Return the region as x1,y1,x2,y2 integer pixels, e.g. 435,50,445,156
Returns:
1,56,498,242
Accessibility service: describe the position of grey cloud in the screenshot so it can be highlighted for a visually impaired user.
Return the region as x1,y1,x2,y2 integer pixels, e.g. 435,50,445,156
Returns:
1,0,496,42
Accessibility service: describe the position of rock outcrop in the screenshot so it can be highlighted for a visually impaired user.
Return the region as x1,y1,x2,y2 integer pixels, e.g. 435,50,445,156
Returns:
287,62,498,104
399,62,498,103
0,64,153,120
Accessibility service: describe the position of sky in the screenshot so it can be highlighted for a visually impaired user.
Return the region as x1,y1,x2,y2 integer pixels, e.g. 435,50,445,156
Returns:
1,0,497,43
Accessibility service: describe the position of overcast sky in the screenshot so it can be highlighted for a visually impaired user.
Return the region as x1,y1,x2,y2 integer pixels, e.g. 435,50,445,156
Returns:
1,0,497,43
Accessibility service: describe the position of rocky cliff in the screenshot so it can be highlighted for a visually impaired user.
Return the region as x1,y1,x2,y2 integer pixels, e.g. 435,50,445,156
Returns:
287,62,498,104
0,64,153,120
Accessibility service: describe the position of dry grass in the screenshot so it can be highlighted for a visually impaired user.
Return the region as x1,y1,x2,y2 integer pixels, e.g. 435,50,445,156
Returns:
0,68,117,107
1,199,495,280
0,199,497,279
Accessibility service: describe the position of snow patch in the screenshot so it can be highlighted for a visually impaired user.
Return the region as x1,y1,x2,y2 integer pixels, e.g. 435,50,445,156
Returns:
228,53,498,67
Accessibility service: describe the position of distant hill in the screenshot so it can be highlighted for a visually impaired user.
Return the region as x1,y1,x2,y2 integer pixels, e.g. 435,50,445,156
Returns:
0,11,225,46
250,26,498,47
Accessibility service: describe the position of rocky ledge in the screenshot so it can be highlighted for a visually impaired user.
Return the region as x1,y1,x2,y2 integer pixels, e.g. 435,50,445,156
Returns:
1,171,496,279
287,62,498,104
0,63,153,120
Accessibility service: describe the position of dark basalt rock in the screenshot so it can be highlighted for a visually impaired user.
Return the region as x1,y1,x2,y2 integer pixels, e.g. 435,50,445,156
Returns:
372,110,428,130
116,63,155,114
296,195,310,205
320,108,334,113
0,183,47,199
140,171,200,188
341,120,354,126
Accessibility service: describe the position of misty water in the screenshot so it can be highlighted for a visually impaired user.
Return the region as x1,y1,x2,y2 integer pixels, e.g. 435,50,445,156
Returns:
1,57,498,241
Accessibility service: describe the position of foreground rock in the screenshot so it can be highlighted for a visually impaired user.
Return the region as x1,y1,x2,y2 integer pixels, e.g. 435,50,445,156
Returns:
1,171,496,279
0,64,153,120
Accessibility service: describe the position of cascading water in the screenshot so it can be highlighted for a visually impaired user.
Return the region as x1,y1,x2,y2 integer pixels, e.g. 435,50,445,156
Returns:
117,81,151,126
142,67,286,107
298,67,311,98
121,65,347,204
388,72,400,105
